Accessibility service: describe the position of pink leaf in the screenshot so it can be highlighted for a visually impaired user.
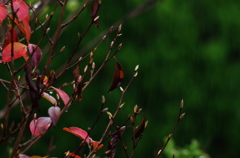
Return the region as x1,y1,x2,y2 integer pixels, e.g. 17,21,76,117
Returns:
13,0,29,21
48,106,61,126
29,117,52,136
28,44,42,67
19,154,30,158
62,127,91,143
0,3,8,26
52,87,70,105
41,92,57,106
2,42,27,62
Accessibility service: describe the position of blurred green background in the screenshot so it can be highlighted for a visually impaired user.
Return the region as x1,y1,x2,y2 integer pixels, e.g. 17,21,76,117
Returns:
1,0,240,157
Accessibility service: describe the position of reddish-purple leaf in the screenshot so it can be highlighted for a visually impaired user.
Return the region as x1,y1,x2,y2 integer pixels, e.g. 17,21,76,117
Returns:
108,60,124,92
2,26,19,49
106,126,126,158
73,65,80,82
73,65,82,102
134,116,146,139
13,0,29,21
25,62,40,110
52,87,70,105
91,0,100,29
41,92,57,106
63,127,91,143
48,106,61,126
1,42,27,63
28,44,42,68
0,3,8,26
29,117,52,136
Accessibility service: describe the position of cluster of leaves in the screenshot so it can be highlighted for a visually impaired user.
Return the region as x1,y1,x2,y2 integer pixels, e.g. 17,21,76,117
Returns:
0,0,184,158
163,139,210,158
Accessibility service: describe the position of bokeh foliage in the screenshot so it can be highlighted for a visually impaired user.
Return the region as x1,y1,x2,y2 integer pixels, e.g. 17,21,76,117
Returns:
1,0,240,157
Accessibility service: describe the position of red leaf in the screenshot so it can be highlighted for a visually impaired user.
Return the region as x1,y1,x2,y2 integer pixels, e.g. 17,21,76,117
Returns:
0,3,8,26
92,141,104,152
7,14,30,41
64,152,82,158
29,117,52,136
34,75,49,86
63,127,91,143
52,87,70,105
22,14,31,41
42,76,49,86
13,0,29,21
108,60,124,92
28,44,42,67
2,42,27,62
41,92,57,106
2,25,19,49
48,106,61,126
91,0,100,29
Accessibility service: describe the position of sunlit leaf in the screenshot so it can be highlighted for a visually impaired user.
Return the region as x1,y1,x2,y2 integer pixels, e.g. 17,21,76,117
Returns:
2,42,27,63
2,25,19,49
41,92,57,106
30,156,42,158
28,44,42,67
13,0,29,21
108,60,124,92
64,152,81,158
63,127,91,143
0,3,7,26
29,117,52,136
48,106,61,126
106,126,126,158
52,87,70,105
91,0,100,29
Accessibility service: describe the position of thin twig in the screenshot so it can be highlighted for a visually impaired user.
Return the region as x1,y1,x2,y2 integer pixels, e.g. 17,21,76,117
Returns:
156,100,185,158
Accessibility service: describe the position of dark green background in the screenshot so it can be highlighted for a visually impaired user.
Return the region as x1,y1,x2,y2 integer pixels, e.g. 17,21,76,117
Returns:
1,0,240,157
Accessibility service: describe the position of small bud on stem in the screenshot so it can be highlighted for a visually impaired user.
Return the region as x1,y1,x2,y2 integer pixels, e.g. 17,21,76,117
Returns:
102,95,105,104
118,24,122,32
180,99,184,109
